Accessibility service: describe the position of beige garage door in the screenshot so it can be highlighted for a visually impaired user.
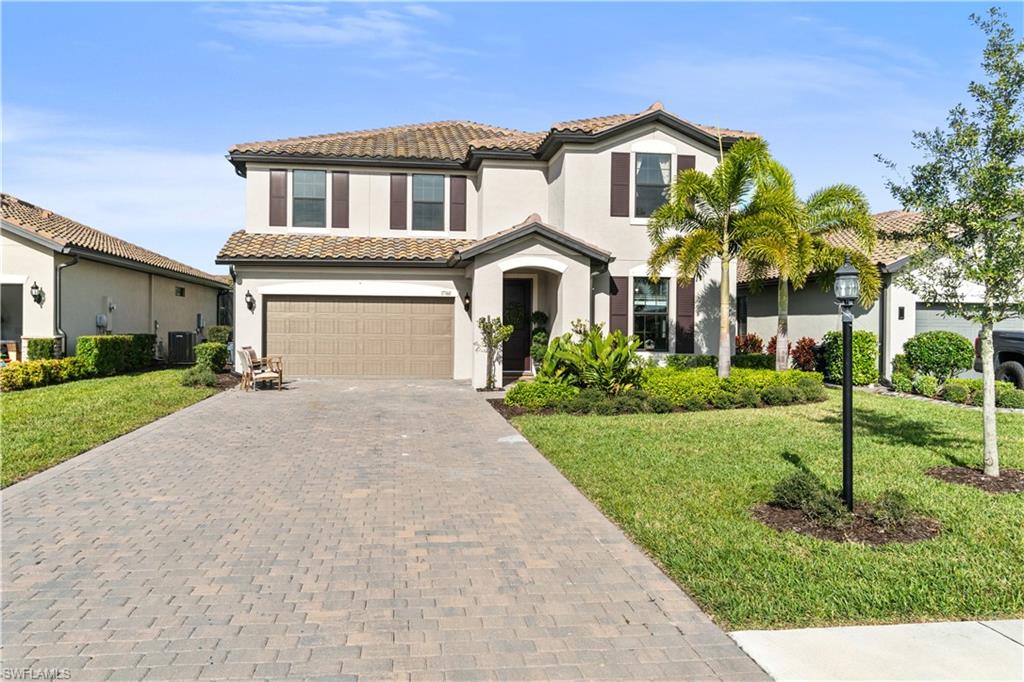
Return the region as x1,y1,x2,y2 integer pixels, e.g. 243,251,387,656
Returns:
265,296,454,378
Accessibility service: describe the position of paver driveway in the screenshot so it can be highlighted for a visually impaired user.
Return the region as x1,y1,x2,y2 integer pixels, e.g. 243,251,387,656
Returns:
2,379,767,681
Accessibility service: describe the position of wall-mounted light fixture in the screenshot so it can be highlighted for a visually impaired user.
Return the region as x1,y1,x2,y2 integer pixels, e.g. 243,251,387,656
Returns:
462,292,471,311
29,281,44,304
245,290,256,312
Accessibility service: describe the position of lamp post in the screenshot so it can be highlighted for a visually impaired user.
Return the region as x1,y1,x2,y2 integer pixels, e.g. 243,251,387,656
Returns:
834,258,860,511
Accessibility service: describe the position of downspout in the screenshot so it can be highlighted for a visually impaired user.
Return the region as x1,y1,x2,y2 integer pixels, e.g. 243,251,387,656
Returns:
55,253,80,355
878,269,889,382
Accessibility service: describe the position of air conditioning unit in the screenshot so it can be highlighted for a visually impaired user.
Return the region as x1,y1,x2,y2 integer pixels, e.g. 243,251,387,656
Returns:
167,331,197,365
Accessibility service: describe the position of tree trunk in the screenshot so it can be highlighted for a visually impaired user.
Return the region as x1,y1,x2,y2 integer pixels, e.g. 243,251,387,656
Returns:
718,256,732,378
776,277,790,371
980,321,999,477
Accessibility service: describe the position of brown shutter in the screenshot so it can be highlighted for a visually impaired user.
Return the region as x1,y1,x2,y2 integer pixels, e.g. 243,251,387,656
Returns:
675,277,696,353
677,155,696,174
331,172,349,228
609,276,629,334
450,176,467,232
269,170,287,227
610,152,630,217
390,173,407,230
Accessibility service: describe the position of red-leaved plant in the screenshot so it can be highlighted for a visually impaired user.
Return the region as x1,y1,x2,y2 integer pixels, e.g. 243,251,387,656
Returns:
735,333,764,354
791,337,819,372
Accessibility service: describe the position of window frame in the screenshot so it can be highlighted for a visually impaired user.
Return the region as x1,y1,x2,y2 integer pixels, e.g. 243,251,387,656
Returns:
411,174,446,231
632,276,670,352
633,152,672,219
174,286,186,298
292,169,327,228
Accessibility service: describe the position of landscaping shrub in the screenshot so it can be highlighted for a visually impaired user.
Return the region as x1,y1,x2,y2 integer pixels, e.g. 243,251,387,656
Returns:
891,372,914,393
941,380,972,404
560,387,608,414
805,489,852,529
731,353,774,369
666,354,717,370
821,330,879,385
504,381,579,410
26,338,55,360
997,383,1024,409
536,324,643,394
646,395,674,413
735,333,764,354
206,325,232,344
0,358,71,391
128,334,156,370
891,353,912,377
904,331,974,383
723,368,816,393
710,389,738,409
761,384,798,406
58,355,94,383
939,377,1024,408
529,311,550,365
735,387,761,408
610,392,647,414
913,374,940,398
642,367,822,408
772,471,822,510
795,375,827,402
791,337,819,372
179,365,217,388
642,367,721,406
194,342,229,372
76,335,133,376
871,490,912,530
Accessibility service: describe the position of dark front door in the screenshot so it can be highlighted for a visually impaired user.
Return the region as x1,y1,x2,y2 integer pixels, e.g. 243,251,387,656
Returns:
502,279,532,372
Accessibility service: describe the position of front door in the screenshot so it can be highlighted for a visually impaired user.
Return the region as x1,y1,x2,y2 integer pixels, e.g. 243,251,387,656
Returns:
502,279,532,373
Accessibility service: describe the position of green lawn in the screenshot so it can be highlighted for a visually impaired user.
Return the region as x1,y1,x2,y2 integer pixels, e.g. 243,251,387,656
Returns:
512,391,1024,630
1,369,217,487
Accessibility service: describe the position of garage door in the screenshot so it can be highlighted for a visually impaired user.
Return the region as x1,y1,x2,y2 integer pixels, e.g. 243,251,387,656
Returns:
265,296,453,378
916,304,1024,339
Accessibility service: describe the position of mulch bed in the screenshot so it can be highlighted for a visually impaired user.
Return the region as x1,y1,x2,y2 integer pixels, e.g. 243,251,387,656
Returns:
753,503,941,545
215,373,241,391
489,398,554,419
927,466,1024,494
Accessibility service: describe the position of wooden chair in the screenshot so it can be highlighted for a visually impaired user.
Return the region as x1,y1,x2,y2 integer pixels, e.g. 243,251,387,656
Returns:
237,348,283,391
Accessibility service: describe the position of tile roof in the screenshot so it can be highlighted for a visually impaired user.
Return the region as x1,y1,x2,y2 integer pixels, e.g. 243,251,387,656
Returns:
454,213,612,262
229,103,757,164
737,211,924,284
217,231,474,263
1,194,228,288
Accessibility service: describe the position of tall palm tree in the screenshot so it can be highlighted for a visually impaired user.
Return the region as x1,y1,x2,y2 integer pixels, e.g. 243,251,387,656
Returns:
742,160,879,370
647,137,775,378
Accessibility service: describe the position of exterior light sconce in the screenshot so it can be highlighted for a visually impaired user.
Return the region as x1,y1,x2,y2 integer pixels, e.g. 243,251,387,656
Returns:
29,281,44,305
462,293,471,311
245,290,256,312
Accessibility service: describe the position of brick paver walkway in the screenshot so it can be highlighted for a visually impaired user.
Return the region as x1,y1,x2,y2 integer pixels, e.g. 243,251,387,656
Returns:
2,379,767,680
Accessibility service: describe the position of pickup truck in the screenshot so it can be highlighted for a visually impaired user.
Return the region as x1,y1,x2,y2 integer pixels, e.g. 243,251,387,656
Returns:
975,330,1024,388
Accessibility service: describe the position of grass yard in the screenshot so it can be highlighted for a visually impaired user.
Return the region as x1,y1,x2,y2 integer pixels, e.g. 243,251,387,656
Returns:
1,369,217,487
513,390,1024,630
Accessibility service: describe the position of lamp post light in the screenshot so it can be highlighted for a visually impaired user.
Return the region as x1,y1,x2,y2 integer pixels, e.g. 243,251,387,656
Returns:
834,258,860,511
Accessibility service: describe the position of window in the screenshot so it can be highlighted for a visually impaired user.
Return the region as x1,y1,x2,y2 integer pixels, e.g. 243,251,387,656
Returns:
293,170,326,227
633,278,669,351
635,153,671,218
737,295,748,336
412,174,444,230
175,286,186,297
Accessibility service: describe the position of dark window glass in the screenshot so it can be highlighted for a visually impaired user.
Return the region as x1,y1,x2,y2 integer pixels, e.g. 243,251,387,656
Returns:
175,287,186,297
412,174,444,230
737,295,748,336
635,153,671,218
293,170,326,227
633,277,669,351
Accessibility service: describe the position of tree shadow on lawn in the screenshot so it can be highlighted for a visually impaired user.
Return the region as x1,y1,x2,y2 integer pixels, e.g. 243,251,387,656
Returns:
813,404,975,468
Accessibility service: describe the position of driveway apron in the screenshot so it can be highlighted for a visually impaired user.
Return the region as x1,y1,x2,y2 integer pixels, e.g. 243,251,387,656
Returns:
2,379,767,680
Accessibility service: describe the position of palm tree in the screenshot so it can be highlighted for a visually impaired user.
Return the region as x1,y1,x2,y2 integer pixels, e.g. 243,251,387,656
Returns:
647,137,775,378
741,160,879,370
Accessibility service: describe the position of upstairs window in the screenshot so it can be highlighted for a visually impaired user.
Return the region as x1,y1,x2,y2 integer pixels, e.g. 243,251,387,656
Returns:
412,174,444,230
175,286,186,297
633,277,669,351
293,170,326,227
635,153,671,218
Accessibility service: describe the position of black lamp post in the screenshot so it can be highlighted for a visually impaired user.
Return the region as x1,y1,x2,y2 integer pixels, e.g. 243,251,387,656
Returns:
834,258,860,511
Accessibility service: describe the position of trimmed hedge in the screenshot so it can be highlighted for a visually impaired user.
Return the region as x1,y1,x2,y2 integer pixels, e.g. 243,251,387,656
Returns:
206,325,232,344
194,342,229,373
641,367,824,409
26,338,55,360
76,334,155,376
505,381,580,409
666,354,717,370
731,353,774,369
822,330,879,385
129,334,157,370
942,378,1024,409
904,331,974,383
0,356,95,392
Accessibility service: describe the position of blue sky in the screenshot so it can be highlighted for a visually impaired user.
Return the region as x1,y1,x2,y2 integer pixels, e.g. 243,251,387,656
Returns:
3,2,1018,274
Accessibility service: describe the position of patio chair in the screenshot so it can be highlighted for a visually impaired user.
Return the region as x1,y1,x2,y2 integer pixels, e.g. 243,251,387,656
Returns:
237,348,283,391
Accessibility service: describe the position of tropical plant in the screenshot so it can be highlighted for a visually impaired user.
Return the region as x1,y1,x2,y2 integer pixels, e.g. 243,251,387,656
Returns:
536,323,643,394
735,333,764,354
529,311,550,365
878,8,1024,477
741,160,877,371
647,137,775,378
476,316,514,391
903,331,975,383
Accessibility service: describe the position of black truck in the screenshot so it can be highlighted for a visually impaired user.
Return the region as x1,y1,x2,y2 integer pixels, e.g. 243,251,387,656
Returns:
975,330,1024,388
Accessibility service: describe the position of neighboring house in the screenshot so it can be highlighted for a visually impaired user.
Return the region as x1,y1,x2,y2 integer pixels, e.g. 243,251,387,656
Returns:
216,103,759,387
737,210,1024,380
1,194,230,359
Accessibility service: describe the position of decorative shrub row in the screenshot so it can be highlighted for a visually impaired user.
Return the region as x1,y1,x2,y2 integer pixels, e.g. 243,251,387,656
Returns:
194,342,229,373
504,381,580,410
666,354,717,370
0,356,93,392
1,333,157,392
641,367,824,407
731,353,775,369
891,372,1024,408
26,337,56,360
821,330,879,385
206,325,232,344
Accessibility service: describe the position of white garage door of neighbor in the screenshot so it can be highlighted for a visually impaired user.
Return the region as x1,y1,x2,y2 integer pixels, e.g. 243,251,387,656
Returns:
915,304,1024,340
265,296,454,378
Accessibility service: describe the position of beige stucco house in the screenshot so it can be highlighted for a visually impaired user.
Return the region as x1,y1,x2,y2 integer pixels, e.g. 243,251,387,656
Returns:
1,194,230,360
737,210,1024,380
217,103,758,388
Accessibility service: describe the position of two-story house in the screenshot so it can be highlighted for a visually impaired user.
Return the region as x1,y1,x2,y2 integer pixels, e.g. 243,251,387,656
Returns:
216,103,757,388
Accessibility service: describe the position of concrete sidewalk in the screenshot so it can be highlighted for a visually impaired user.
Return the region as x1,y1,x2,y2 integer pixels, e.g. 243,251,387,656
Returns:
732,619,1023,681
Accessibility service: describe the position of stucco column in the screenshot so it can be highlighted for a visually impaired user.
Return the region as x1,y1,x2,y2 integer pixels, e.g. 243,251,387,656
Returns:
470,262,503,388
556,257,592,335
